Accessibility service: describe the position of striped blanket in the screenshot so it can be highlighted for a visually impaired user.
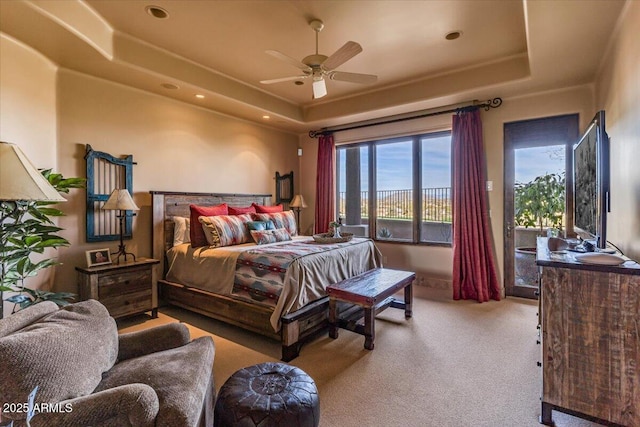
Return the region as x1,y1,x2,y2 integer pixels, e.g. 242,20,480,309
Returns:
232,239,365,308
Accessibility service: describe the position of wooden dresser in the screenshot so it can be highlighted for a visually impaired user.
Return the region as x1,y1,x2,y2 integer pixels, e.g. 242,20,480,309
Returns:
76,258,159,320
536,238,639,426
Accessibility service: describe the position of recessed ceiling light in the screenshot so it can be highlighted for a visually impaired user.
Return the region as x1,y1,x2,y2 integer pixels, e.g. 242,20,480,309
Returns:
195,94,205,99
294,81,304,86
445,31,462,40
146,5,169,19
262,115,271,120
160,83,179,90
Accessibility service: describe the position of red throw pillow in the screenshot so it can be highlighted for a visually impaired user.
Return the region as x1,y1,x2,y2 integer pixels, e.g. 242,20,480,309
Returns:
189,203,228,247
228,205,256,215
252,203,284,213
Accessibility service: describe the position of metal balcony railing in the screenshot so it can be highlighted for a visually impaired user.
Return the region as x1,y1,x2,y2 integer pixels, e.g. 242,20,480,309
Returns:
338,187,452,223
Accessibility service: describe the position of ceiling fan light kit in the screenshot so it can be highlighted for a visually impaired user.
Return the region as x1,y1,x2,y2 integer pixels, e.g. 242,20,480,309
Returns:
261,19,378,99
312,79,327,99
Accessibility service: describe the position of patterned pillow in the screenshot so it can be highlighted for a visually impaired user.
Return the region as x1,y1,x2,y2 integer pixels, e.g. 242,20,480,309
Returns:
190,203,228,247
252,203,284,213
253,211,297,236
199,214,252,247
250,228,292,245
246,220,276,231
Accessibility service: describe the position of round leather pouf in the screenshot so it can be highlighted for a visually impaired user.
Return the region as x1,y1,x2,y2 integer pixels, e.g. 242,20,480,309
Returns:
214,362,319,427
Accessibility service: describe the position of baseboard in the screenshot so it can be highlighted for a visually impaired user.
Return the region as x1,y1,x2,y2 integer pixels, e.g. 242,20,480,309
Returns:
417,276,451,290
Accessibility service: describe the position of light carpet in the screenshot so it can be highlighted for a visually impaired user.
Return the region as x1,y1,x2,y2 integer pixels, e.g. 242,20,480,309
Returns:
118,287,604,427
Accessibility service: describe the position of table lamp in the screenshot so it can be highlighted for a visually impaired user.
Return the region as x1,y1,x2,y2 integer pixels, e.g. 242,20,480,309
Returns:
102,189,139,264
289,194,308,234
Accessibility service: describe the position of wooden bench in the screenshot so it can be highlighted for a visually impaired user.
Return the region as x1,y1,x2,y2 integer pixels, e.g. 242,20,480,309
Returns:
326,268,415,350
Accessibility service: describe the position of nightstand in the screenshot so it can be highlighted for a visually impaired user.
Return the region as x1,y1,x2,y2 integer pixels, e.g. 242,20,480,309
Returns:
76,258,160,319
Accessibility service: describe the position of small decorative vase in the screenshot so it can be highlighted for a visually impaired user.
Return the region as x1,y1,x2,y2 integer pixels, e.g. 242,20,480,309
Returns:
333,226,341,238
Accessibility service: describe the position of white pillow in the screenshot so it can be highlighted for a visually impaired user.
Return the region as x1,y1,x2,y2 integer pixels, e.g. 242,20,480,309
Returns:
172,216,191,246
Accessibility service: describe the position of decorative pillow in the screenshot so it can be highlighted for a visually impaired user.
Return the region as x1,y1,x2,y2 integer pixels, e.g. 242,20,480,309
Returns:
246,220,276,231
252,203,284,213
229,205,256,215
199,214,252,247
190,204,228,247
0,300,118,420
250,228,292,245
171,216,191,246
253,211,297,236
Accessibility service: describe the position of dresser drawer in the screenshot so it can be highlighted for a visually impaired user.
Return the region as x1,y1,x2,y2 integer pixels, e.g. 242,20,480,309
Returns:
98,269,151,299
101,289,152,319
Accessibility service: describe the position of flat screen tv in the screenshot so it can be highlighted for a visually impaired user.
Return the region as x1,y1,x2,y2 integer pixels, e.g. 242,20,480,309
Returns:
573,110,610,249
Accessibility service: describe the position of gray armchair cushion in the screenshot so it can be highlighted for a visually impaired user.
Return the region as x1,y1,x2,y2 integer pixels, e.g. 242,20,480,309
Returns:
96,336,215,427
118,322,191,361
0,300,118,421
30,383,159,427
0,300,58,338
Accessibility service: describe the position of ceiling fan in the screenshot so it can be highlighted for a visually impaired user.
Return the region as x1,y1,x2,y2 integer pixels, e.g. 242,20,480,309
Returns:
260,19,378,99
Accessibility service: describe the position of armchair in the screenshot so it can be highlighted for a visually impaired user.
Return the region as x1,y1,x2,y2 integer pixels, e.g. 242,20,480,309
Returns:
0,300,215,427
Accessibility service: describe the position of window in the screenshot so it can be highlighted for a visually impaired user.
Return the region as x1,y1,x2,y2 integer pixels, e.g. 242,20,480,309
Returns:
337,131,452,245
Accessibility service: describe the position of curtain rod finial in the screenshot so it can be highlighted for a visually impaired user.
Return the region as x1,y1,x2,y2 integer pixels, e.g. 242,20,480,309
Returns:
484,97,502,110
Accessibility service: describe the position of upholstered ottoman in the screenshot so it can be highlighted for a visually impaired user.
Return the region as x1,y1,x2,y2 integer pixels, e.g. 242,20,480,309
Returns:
214,362,320,427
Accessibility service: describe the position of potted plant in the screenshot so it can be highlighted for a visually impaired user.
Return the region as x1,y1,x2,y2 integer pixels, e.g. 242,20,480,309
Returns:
513,172,565,287
1,169,85,314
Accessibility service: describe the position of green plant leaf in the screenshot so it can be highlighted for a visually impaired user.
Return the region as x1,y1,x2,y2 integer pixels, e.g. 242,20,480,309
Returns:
0,169,83,314
6,294,31,304
36,207,65,217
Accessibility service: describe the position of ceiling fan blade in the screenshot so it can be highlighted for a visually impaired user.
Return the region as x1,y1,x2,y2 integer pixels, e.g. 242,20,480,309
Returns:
329,71,378,84
312,79,327,99
260,75,309,84
322,41,363,71
265,50,312,72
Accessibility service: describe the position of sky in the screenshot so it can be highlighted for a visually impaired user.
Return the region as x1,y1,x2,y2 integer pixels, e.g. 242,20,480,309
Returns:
338,135,452,192
338,139,566,192
515,145,565,183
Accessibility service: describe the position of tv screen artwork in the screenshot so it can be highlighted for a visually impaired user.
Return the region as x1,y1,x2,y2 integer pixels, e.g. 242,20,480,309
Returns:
574,123,597,236
573,110,608,249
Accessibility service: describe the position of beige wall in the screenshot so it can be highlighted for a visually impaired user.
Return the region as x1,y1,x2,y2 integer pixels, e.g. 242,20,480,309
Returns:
0,35,57,161
595,1,640,260
0,34,58,314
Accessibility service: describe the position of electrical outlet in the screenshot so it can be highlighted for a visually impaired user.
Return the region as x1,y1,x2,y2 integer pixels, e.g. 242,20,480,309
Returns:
486,180,493,191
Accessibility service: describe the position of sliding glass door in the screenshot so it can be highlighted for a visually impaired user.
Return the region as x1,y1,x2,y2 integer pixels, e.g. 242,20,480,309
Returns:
504,115,578,298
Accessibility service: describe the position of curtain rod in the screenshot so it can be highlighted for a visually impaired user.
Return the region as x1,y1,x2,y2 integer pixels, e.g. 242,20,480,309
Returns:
308,97,503,138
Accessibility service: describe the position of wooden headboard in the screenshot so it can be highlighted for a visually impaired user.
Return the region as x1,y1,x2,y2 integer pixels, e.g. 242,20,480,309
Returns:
150,191,272,276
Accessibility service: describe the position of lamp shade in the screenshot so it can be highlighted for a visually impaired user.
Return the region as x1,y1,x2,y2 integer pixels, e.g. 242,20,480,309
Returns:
290,194,308,209
0,141,65,202
102,189,139,211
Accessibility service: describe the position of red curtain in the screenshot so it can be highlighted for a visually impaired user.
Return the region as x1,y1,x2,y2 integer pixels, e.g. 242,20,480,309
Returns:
452,109,501,302
315,134,335,234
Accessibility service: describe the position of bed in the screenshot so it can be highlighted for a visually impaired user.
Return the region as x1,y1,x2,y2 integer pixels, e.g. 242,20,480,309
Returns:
150,191,382,360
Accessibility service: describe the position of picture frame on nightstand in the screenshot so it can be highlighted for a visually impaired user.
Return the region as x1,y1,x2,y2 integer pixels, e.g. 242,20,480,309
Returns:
86,248,112,267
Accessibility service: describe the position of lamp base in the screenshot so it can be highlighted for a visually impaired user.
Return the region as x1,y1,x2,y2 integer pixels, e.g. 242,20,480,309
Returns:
111,213,136,264
111,244,136,265
294,207,302,235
